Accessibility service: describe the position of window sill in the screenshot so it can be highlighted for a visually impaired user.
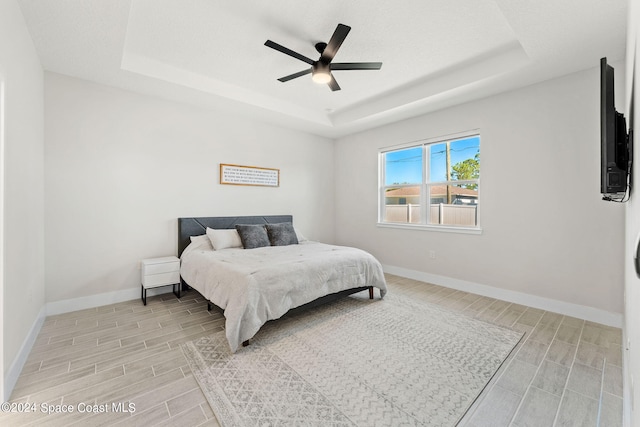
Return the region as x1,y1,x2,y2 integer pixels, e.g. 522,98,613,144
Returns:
376,222,483,235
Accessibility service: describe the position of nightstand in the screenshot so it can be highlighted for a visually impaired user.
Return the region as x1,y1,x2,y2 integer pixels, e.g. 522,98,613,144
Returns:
141,256,181,305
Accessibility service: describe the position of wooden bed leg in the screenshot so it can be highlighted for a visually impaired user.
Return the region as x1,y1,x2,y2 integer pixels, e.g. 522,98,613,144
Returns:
369,286,374,299
207,301,212,311
242,340,250,347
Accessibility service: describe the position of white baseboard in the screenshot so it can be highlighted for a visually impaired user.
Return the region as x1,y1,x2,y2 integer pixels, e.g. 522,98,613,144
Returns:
5,305,46,399
383,264,623,328
46,285,175,316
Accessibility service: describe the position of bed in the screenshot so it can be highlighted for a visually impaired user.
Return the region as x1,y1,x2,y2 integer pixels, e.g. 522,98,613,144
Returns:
178,215,387,352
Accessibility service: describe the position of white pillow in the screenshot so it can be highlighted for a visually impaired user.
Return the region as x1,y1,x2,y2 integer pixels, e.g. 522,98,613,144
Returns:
206,227,243,250
181,234,213,258
190,234,212,247
295,228,308,242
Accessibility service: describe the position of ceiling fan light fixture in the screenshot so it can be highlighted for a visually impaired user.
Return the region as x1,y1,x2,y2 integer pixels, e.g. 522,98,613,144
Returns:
312,63,331,84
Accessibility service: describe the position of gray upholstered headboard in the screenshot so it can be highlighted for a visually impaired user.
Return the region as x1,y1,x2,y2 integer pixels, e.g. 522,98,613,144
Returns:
177,215,293,256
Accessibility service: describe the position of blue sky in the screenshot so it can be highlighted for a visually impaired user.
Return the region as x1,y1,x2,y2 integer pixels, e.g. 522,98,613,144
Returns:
384,136,480,185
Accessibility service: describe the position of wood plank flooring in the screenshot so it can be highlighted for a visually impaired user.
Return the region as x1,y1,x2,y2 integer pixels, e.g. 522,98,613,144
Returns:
0,274,623,426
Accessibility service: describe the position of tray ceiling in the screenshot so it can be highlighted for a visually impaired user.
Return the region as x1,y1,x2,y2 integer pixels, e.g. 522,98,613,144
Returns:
18,0,627,137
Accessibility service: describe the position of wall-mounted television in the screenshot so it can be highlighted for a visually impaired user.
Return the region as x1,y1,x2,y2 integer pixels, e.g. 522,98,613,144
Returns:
600,57,632,201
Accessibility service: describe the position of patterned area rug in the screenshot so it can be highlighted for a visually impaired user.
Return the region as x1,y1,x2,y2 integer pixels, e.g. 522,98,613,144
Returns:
182,293,523,426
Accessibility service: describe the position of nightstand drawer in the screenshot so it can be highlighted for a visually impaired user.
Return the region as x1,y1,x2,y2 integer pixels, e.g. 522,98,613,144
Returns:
142,271,180,288
142,260,179,275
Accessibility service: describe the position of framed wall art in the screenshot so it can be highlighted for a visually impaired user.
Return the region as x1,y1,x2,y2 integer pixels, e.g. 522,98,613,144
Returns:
220,164,280,187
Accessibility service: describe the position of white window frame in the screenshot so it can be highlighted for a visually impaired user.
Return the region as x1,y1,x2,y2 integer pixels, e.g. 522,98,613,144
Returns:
378,131,482,234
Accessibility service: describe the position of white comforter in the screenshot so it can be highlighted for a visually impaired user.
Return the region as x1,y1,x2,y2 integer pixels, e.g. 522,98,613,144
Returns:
180,241,387,352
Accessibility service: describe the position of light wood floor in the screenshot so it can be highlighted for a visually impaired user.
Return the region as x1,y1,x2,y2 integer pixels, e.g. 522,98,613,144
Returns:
1,274,623,426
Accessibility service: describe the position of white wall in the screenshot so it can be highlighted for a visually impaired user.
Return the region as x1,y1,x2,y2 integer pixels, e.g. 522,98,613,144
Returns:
335,66,625,321
0,0,45,400
44,72,335,304
624,0,640,424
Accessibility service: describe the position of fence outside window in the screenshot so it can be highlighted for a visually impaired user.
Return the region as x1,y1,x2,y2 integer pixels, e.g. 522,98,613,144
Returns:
384,204,477,226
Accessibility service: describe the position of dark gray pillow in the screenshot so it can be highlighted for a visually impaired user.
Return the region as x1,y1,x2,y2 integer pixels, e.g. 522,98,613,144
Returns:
265,222,299,246
235,224,270,249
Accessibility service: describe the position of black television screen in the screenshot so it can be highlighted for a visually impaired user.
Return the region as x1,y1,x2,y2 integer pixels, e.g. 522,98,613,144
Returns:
600,57,630,199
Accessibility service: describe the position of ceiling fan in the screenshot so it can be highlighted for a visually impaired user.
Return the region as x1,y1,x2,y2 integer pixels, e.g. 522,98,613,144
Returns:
264,23,382,91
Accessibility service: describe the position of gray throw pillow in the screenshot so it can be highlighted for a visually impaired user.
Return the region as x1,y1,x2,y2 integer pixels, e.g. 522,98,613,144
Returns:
265,223,299,246
235,224,270,249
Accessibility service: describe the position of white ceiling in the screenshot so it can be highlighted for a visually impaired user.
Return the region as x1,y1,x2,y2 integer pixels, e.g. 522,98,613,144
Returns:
18,0,628,138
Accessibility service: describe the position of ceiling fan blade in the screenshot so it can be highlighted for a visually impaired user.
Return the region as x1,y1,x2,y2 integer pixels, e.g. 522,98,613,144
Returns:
265,40,315,65
320,24,351,63
277,68,312,82
331,62,383,70
327,74,341,91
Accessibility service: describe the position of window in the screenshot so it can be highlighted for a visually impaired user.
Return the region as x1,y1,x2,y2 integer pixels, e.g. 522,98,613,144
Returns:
379,133,480,231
